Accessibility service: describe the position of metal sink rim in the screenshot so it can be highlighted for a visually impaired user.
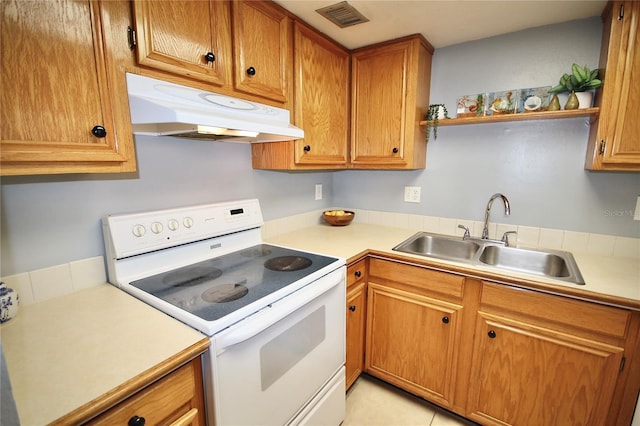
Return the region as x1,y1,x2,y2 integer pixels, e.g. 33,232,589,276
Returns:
393,231,585,285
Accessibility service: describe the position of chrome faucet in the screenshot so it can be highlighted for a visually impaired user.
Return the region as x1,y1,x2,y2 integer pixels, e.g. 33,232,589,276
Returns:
482,193,511,239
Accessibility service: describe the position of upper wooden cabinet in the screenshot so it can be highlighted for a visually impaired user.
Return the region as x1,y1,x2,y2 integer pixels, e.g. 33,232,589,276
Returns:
0,0,136,176
586,1,640,171
232,0,290,103
351,34,433,169
251,22,350,170
132,0,232,87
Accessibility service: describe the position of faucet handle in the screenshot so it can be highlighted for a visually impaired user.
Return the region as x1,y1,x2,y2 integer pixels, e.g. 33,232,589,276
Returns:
458,224,471,239
501,231,517,247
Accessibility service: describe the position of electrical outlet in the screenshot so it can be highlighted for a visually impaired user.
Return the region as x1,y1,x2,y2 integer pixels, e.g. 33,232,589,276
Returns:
315,184,323,201
404,186,421,203
634,196,640,221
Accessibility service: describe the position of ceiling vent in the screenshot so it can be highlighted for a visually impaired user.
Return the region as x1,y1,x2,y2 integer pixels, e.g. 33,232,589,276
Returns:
316,1,369,28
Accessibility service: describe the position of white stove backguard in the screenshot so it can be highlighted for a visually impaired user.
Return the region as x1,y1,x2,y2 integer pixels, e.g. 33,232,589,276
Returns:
102,199,263,285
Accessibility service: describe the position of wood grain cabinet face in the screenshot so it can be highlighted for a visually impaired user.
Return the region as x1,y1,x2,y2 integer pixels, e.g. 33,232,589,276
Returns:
0,0,136,175
365,259,463,408
87,357,206,426
351,35,432,170
132,0,232,87
293,22,350,167
251,21,350,170
232,0,290,103
586,0,640,171
346,259,367,389
465,282,629,426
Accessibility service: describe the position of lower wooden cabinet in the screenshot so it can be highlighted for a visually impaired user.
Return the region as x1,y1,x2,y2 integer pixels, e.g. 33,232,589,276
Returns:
467,282,629,425
346,258,367,389
86,356,206,426
358,256,640,425
365,258,464,409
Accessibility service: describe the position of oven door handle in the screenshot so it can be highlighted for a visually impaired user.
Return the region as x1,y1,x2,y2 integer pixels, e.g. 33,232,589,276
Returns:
214,269,344,354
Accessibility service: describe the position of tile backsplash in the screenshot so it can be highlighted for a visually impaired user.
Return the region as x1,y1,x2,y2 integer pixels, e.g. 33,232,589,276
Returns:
4,208,638,306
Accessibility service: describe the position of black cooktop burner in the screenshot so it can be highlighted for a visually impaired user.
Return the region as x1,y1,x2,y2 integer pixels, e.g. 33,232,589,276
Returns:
264,256,312,272
129,244,337,322
162,266,222,287
202,283,249,303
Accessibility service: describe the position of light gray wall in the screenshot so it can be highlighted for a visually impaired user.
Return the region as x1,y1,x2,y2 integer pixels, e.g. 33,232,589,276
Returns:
0,136,334,275
334,18,640,238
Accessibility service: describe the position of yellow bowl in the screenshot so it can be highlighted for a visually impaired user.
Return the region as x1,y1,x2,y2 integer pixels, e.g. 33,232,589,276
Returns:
322,210,355,226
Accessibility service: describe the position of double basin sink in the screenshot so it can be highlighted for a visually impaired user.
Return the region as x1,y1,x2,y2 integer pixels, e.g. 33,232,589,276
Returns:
393,232,585,285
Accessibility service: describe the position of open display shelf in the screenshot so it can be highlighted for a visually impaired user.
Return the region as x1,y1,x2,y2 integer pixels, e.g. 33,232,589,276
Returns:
419,107,599,127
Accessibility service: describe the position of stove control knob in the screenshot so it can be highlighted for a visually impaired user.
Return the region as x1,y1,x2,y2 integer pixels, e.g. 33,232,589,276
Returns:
183,217,194,228
168,219,179,231
132,225,146,238
151,221,163,234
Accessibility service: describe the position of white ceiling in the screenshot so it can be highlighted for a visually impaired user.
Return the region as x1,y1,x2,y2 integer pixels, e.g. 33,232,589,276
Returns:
274,0,608,50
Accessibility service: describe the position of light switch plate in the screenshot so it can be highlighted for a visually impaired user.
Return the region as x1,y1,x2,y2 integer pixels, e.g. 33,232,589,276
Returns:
315,184,322,201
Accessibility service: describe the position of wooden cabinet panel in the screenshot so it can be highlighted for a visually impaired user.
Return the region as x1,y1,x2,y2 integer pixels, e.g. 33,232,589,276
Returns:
366,281,462,407
346,281,366,389
465,282,628,426
292,22,349,167
251,21,350,170
351,35,432,169
232,0,290,103
466,312,624,426
586,1,640,170
0,0,136,175
132,0,232,87
87,357,206,425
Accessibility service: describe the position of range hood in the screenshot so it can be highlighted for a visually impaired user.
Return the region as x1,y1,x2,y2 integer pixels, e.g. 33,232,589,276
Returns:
125,73,304,143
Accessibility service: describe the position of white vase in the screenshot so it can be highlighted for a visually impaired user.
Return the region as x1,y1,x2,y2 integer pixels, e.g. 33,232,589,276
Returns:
575,90,595,109
0,282,19,323
436,106,446,120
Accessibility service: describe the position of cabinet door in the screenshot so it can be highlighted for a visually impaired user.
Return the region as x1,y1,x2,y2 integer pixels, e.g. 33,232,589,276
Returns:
366,282,461,408
586,1,640,170
351,36,431,169
0,0,135,175
132,0,232,86
293,23,349,167
466,314,624,426
346,281,366,389
232,0,290,103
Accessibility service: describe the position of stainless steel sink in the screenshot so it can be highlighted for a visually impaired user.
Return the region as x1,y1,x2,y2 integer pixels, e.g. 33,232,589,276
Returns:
392,233,481,262
478,245,584,284
393,232,585,285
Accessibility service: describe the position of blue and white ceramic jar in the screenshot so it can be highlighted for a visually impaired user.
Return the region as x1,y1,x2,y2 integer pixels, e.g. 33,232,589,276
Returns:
0,282,19,323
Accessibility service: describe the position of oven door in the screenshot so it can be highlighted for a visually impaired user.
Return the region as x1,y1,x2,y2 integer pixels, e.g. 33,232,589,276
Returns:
207,267,346,426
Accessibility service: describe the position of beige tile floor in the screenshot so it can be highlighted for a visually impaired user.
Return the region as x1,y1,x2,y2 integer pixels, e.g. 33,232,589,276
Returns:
344,375,479,426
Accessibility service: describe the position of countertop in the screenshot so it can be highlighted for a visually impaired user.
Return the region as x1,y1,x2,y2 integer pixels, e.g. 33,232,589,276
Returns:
266,223,640,310
0,284,210,426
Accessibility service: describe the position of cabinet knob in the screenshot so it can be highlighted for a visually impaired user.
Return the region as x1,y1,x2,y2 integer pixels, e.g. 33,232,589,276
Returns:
488,330,497,339
204,51,216,62
128,416,146,426
303,145,311,152
91,125,107,138
442,316,449,324
354,270,361,278
392,147,399,154
247,66,256,76
349,305,356,312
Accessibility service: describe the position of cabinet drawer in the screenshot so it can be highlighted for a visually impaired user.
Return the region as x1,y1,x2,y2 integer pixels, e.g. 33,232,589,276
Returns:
480,282,631,340
347,258,367,288
369,258,464,300
87,357,205,425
